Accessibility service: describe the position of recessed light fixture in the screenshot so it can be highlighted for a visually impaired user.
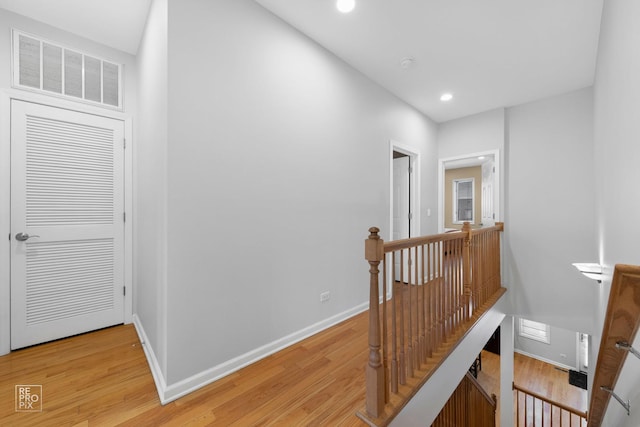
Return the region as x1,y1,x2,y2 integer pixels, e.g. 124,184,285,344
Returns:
478,156,486,160
336,0,355,13
440,93,453,102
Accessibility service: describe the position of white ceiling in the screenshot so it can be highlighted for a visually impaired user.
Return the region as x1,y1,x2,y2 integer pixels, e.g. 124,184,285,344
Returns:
0,0,604,123
0,0,152,55
255,0,603,122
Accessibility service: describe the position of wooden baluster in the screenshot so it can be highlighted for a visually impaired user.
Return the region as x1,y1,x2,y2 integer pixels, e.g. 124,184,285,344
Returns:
426,243,433,358
478,234,482,306
419,244,425,363
437,241,442,343
453,239,458,329
491,232,495,296
365,227,384,418
414,245,420,368
405,249,415,377
516,388,520,426
492,393,498,427
447,240,452,337
440,240,445,344
382,256,389,404
485,232,491,299
462,222,472,321
460,239,465,324
456,238,462,327
477,232,483,307
451,240,462,330
410,247,417,373
444,241,454,338
399,250,406,385
407,248,414,377
391,253,398,393
436,240,443,346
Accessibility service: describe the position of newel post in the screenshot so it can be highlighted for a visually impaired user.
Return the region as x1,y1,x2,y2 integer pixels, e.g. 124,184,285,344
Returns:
365,227,385,418
462,222,472,319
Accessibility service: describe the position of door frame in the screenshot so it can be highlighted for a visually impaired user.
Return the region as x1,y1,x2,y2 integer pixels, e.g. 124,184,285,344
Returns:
0,90,134,356
389,140,420,243
438,149,500,233
388,141,420,296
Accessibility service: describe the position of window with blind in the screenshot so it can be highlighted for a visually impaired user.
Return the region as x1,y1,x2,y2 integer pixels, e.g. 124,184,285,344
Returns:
12,30,123,110
453,178,474,224
519,318,551,344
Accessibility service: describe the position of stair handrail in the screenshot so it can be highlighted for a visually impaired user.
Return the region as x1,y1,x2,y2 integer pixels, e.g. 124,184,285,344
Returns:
588,264,640,426
432,372,497,427
467,371,497,408
360,223,506,424
513,382,588,422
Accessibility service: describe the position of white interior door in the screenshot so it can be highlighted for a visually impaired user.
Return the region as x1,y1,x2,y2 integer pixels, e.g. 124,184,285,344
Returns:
393,155,410,282
481,160,495,227
10,100,125,349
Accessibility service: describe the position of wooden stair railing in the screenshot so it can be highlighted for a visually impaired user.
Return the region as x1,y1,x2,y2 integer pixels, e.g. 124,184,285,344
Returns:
513,383,587,426
432,372,497,427
358,222,506,426
587,264,640,427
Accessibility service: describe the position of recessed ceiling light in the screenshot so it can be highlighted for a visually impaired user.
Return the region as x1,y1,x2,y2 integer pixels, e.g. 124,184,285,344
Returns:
336,0,356,13
440,93,453,102
478,156,486,160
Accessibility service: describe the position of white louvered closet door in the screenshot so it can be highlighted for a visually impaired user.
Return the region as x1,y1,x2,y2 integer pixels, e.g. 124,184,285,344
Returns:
10,100,125,349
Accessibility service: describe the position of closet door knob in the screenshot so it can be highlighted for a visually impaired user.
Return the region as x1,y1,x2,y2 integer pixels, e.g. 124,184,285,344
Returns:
15,232,40,241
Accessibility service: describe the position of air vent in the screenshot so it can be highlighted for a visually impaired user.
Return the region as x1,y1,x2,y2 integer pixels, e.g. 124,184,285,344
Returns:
12,30,123,110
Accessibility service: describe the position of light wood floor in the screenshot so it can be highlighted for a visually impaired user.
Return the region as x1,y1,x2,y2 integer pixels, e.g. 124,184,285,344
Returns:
476,350,588,427
1,314,587,427
0,314,370,427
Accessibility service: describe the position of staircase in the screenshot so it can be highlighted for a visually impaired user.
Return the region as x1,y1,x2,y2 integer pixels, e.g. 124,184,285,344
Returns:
357,222,507,425
432,372,497,427
513,382,587,426
587,264,640,426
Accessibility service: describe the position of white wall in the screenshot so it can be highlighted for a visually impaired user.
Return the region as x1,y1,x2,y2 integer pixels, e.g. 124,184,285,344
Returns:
135,0,168,381
438,108,505,160
505,88,597,335
161,0,438,390
437,108,505,234
593,0,640,425
514,319,578,369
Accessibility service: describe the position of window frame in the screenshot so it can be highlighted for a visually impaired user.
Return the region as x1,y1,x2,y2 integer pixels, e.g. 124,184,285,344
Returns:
452,177,475,224
519,318,551,344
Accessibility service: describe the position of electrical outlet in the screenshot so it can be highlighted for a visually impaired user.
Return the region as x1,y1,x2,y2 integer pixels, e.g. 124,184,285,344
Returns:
320,291,330,303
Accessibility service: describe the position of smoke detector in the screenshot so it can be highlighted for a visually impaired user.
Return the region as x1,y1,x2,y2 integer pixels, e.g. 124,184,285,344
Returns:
399,57,415,69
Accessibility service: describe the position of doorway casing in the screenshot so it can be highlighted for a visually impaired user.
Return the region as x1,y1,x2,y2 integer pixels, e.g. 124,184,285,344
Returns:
389,140,420,243
438,149,500,233
0,89,134,356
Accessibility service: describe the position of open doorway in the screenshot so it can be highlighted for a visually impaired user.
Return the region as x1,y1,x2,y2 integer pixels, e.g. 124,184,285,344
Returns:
389,141,420,242
389,142,420,285
438,150,500,232
392,151,411,241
